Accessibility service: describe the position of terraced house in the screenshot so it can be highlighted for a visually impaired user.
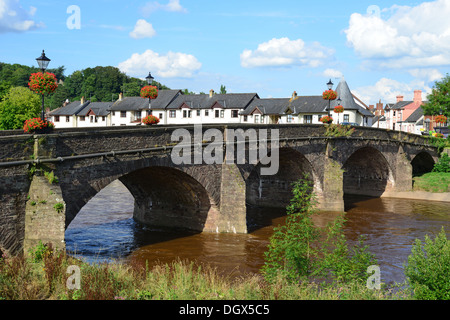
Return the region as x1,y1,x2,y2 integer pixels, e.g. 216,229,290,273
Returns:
49,78,374,127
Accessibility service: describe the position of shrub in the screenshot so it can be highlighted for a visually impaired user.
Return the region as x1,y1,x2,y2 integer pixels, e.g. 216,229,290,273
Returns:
432,153,450,173
404,227,450,300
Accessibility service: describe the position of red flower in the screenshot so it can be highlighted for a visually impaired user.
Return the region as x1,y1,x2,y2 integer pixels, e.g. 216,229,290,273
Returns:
28,72,58,95
333,105,344,113
140,85,158,99
435,115,447,124
142,115,160,125
322,90,337,100
319,115,333,123
23,118,55,134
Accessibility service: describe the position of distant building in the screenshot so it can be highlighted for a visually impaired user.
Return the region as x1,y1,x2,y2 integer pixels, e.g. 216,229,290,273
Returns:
384,90,425,131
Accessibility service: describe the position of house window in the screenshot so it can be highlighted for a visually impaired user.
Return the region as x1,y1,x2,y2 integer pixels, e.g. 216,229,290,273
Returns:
66,116,70,122
54,116,60,122
344,114,349,122
220,110,224,118
183,110,192,118
197,110,201,117
215,110,220,118
102,116,106,122
120,111,127,118
287,115,293,123
169,110,176,118
254,115,259,123
135,111,141,120
260,115,265,123
205,110,209,117
159,113,163,120
304,115,312,124
243,115,248,122
112,111,115,116
231,110,239,118
80,116,85,121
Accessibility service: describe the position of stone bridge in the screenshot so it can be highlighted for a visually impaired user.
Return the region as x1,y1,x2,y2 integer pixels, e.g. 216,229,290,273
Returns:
0,124,440,256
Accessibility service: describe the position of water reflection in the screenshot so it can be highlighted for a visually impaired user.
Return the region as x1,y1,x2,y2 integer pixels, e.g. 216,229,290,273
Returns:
65,180,450,284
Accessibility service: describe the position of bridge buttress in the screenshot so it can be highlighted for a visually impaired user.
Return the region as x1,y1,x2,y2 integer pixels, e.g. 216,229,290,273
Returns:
391,146,413,193
318,150,345,212
218,163,247,234
24,174,66,255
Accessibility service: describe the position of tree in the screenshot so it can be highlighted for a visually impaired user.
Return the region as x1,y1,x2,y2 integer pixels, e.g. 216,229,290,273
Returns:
0,87,41,130
423,74,450,118
220,84,227,94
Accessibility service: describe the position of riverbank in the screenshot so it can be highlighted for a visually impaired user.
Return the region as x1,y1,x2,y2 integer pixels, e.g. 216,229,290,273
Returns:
381,191,450,203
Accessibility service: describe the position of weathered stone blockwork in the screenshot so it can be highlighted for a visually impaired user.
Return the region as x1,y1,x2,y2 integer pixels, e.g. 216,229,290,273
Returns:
0,125,440,255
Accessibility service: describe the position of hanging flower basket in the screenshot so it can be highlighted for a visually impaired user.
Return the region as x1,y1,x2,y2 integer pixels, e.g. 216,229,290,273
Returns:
320,115,333,124
435,115,447,124
28,72,58,95
142,115,160,125
322,90,337,100
333,105,344,113
140,85,158,100
23,118,55,134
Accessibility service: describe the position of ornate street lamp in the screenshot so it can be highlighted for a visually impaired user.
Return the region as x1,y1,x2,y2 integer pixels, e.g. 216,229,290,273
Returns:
36,50,51,121
327,79,333,117
145,72,154,114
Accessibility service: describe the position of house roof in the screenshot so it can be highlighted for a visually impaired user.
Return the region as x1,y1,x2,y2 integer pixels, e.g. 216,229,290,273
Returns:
331,78,374,117
241,98,290,115
390,101,413,110
49,101,90,116
49,101,113,116
110,90,182,111
404,106,424,123
166,93,259,110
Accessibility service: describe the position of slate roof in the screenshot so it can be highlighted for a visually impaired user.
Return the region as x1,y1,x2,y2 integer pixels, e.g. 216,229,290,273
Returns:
331,78,374,117
403,106,424,123
49,101,113,116
166,93,259,110
389,101,413,110
110,90,182,111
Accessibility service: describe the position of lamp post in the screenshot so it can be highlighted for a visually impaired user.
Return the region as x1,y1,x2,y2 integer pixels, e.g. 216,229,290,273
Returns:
336,97,342,124
327,79,333,117
145,72,154,115
35,50,51,122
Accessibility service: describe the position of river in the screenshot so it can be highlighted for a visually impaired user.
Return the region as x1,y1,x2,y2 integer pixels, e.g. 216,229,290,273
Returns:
65,180,450,285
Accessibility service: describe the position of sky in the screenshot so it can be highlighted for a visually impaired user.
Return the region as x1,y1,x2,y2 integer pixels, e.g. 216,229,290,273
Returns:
1,0,450,106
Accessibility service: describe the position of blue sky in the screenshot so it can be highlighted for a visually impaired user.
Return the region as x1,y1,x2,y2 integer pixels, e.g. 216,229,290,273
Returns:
1,0,450,106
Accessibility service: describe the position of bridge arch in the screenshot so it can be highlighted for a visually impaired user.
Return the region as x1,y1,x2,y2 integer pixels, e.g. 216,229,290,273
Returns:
411,151,435,176
342,146,394,197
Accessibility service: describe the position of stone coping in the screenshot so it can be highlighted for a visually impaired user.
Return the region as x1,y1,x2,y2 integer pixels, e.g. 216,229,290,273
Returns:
381,191,450,203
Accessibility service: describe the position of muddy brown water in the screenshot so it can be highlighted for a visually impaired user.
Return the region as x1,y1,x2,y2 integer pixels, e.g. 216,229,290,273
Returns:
65,180,450,285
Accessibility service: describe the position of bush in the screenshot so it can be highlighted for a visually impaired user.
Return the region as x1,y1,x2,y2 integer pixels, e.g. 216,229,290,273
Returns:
432,153,450,173
404,227,450,300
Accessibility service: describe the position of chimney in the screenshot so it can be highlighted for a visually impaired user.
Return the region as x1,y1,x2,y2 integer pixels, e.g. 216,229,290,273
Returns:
209,89,214,98
81,96,85,105
414,90,422,104
292,91,297,100
396,95,404,102
119,92,123,101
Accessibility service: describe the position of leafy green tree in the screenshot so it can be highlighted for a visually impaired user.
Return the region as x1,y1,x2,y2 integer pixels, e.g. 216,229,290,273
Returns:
220,84,227,94
423,74,450,118
0,87,41,130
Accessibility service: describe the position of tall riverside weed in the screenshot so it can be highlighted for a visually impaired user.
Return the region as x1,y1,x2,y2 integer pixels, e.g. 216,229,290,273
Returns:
262,175,377,286
404,227,450,300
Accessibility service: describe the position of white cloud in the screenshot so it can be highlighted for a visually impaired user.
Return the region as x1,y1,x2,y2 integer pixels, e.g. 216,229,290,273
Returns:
0,0,42,33
141,0,187,16
240,37,334,68
323,68,343,79
129,19,156,39
118,49,202,78
408,68,443,83
345,0,450,69
352,78,433,105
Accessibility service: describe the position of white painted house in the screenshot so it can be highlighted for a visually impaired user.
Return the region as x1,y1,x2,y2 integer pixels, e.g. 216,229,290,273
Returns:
49,78,373,128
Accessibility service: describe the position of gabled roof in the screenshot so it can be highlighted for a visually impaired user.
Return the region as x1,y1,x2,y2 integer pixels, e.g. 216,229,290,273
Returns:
241,98,290,115
49,101,90,116
110,90,182,111
78,102,113,116
404,106,424,123
390,101,413,110
166,93,259,110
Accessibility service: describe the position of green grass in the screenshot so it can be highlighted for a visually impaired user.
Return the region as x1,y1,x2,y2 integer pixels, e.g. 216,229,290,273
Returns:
413,172,450,193
0,250,411,300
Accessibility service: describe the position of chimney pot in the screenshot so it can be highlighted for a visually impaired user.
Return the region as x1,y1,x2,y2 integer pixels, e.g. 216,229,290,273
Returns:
81,96,85,105
209,89,214,98
396,95,404,102
119,92,123,101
